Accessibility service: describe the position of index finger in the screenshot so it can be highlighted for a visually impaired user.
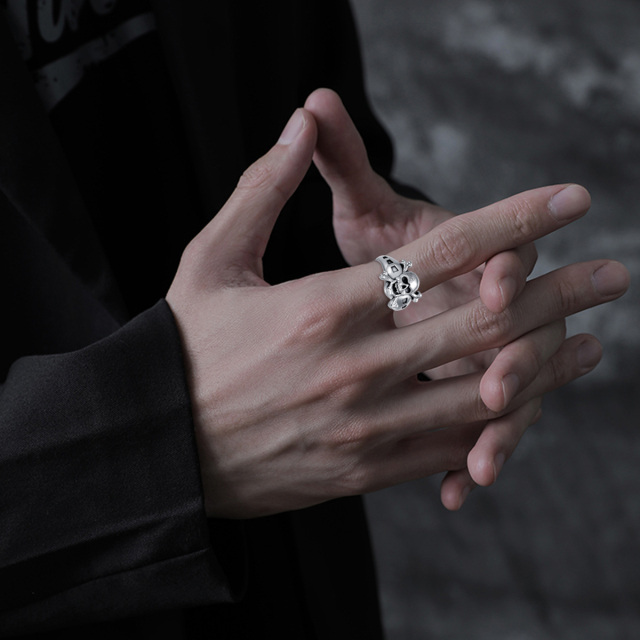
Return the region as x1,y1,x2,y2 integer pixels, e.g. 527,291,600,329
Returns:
331,184,590,321
373,184,590,300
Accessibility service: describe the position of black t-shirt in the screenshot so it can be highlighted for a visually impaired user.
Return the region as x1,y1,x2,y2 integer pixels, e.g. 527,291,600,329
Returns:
6,0,203,314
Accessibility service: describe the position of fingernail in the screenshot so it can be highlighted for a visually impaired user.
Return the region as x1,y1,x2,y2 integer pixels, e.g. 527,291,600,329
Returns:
548,185,591,222
498,276,517,308
577,339,602,371
493,453,506,481
592,262,629,297
501,373,520,408
278,109,306,145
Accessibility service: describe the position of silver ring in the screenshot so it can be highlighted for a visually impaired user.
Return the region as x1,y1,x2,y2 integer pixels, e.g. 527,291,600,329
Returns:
376,255,422,311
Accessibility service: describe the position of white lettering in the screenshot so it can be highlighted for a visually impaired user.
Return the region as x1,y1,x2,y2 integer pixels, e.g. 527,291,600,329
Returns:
36,0,117,44
38,0,81,43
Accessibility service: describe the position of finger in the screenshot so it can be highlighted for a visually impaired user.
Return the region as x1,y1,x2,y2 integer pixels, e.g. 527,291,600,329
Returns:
354,422,485,495
355,331,597,494
347,184,591,318
401,184,591,292
479,319,566,413
368,331,602,440
440,469,477,511
197,108,318,279
304,88,391,217
466,398,542,487
385,259,628,376
480,242,538,313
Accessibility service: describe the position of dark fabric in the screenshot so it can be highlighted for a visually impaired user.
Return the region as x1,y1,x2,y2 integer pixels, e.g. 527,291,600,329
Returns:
46,27,203,317
0,302,233,635
0,0,391,637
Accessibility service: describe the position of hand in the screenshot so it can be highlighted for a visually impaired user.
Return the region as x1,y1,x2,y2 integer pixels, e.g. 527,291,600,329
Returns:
303,88,584,505
166,108,629,518
305,89,542,374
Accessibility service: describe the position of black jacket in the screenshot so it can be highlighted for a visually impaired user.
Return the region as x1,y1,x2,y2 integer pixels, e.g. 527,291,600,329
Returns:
0,1,393,637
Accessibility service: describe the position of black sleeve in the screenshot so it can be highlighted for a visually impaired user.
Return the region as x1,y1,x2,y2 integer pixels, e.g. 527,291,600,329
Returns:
0,301,238,636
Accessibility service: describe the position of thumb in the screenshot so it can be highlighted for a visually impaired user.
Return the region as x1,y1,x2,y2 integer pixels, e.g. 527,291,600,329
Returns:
200,108,317,281
304,88,391,219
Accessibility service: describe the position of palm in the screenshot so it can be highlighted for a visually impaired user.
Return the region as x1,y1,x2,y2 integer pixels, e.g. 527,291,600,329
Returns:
332,189,443,265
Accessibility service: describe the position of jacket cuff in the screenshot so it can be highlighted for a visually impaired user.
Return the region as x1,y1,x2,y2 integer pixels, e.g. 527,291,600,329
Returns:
0,301,239,633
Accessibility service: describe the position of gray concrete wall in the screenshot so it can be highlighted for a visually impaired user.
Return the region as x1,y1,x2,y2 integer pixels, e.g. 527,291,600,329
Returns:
350,1,640,638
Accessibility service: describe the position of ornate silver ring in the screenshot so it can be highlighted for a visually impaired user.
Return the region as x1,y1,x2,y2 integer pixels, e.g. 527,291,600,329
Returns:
376,255,422,311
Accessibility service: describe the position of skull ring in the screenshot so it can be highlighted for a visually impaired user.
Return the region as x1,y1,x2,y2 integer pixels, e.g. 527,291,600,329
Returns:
375,255,422,311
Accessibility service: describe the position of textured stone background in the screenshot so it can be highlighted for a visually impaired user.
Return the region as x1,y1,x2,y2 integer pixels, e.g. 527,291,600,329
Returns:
349,1,640,638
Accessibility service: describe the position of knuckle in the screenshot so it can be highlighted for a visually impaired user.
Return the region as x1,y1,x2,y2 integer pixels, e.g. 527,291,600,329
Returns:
236,158,287,206
467,304,512,346
174,234,207,285
425,220,477,273
505,197,538,243
237,159,273,191
555,277,581,315
178,236,199,270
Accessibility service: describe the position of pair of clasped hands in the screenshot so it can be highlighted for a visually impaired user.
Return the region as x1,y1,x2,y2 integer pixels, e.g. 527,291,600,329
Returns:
166,89,629,519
